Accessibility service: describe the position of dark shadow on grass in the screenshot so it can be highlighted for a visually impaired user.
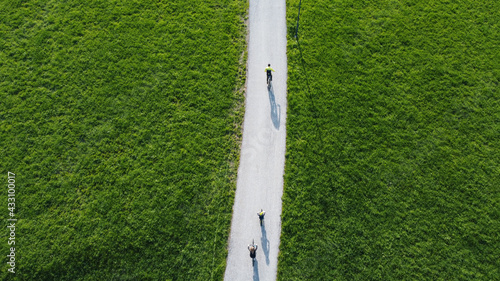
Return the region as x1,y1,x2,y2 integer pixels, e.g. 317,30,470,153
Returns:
253,259,260,281
268,81,281,129
260,224,270,265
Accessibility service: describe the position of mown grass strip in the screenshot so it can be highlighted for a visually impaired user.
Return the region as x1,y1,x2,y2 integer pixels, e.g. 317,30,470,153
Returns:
280,0,500,280
0,0,247,280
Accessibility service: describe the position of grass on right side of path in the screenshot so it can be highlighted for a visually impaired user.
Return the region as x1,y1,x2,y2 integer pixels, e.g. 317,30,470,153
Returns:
279,0,500,280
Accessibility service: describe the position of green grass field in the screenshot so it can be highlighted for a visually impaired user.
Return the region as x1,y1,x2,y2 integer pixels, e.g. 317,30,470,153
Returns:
0,0,247,280
280,0,500,280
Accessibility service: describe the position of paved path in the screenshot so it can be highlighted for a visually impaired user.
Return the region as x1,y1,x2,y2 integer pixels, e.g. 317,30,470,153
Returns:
224,0,287,280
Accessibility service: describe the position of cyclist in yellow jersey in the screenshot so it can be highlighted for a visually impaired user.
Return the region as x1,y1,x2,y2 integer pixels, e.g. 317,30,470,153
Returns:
257,209,266,226
257,209,266,219
265,64,275,85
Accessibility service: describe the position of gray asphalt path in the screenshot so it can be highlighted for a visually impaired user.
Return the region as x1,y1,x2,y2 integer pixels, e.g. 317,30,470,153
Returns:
224,0,287,280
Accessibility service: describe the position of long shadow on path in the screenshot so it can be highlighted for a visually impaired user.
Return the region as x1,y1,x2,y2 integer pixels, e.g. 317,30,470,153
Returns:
260,223,271,265
268,82,281,130
253,259,260,281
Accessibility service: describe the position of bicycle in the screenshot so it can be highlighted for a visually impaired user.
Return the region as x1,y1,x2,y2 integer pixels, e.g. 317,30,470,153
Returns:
248,239,258,267
257,209,266,226
265,64,275,89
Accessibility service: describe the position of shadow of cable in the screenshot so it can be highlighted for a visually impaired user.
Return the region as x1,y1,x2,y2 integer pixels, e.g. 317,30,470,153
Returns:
253,259,260,281
295,36,326,145
267,82,281,129
260,224,270,265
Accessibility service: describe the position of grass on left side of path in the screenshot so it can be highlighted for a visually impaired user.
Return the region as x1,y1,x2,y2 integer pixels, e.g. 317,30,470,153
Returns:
0,0,247,280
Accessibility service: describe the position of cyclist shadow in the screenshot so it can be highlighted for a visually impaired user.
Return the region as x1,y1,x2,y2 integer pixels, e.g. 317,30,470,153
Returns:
267,82,281,130
260,224,271,265
253,259,259,281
